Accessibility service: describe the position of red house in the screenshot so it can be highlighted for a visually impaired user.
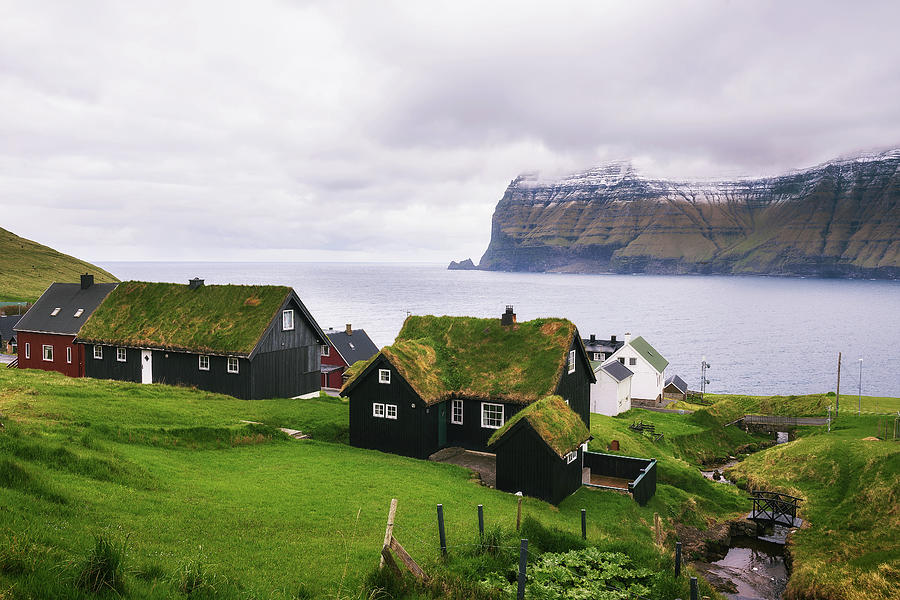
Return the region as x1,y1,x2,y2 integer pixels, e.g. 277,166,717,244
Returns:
14,275,117,377
321,324,378,390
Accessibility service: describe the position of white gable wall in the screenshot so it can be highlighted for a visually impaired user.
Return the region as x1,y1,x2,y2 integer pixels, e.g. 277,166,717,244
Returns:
591,368,632,416
604,345,664,401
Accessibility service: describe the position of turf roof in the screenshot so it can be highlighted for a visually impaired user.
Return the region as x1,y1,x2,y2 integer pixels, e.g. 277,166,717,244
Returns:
342,315,578,405
488,395,590,458
77,281,293,355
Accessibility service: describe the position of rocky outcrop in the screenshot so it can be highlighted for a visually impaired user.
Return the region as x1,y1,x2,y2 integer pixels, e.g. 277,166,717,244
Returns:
447,258,476,270
475,149,900,279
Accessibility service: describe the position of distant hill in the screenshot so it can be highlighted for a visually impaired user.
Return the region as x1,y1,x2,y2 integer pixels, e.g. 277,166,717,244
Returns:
475,149,900,279
0,227,118,301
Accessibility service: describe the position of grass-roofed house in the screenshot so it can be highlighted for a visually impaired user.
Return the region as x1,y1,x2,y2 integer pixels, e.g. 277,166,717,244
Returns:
76,279,328,399
488,395,591,505
340,306,595,460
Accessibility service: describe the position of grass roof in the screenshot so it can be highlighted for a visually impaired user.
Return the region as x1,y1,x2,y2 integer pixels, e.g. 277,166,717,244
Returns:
488,395,590,458
342,315,577,405
77,281,292,355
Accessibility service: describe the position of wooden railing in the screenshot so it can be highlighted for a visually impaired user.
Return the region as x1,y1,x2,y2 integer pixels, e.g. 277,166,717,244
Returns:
749,491,802,527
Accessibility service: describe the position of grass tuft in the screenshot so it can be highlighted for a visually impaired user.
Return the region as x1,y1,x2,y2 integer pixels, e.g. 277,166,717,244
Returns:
75,535,128,594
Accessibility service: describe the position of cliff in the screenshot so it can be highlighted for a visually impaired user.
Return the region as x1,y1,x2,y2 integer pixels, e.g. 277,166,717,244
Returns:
476,149,900,279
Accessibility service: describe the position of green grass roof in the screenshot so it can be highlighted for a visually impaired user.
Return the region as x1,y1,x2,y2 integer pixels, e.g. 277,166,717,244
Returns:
488,395,590,458
630,336,669,372
343,315,577,405
77,281,292,355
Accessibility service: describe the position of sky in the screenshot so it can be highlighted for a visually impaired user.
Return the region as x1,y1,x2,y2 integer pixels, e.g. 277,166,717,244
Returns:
1,0,899,263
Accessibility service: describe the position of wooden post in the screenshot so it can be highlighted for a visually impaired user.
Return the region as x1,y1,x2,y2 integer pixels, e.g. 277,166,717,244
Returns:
477,504,484,539
581,509,586,540
690,576,699,600
516,539,528,600
516,493,523,531
380,498,398,569
836,352,841,414
437,504,447,557
653,512,662,546
675,541,682,577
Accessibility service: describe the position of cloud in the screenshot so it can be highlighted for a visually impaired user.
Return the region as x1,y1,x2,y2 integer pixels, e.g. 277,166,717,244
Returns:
1,0,898,262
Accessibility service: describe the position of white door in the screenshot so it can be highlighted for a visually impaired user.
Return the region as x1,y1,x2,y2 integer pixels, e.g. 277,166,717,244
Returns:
141,350,152,384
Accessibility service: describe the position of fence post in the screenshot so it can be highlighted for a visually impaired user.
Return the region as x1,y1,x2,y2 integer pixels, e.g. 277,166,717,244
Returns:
516,492,523,531
380,498,398,569
478,504,484,539
581,509,586,540
517,538,528,600
690,576,699,600
437,504,447,558
675,541,682,577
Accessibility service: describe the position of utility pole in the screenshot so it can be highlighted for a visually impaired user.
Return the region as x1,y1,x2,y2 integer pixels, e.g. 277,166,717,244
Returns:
700,357,711,400
836,352,841,415
858,358,863,416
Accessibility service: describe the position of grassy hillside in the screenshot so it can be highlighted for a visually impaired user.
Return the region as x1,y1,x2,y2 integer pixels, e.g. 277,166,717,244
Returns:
0,227,118,302
0,369,749,599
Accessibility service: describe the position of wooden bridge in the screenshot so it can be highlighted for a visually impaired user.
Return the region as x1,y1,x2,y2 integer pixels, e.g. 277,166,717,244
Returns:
748,491,803,528
726,414,830,428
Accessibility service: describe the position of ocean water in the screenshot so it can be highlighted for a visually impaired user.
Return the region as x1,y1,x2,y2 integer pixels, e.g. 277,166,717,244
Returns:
98,262,900,397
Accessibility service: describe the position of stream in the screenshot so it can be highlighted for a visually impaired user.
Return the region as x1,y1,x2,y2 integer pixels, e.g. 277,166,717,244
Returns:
692,432,793,600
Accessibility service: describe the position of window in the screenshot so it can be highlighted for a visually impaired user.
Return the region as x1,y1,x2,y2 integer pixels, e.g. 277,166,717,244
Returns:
386,404,398,419
199,355,210,371
593,352,601,360
50,307,60,316
116,347,126,362
618,357,625,365
66,347,72,364
378,369,391,384
568,349,576,374
42,344,53,362
321,345,330,357
93,345,103,359
565,450,578,464
73,308,84,318
451,399,463,424
629,357,637,366
373,403,385,418
481,403,504,429
24,342,30,359
282,309,294,331
227,357,239,374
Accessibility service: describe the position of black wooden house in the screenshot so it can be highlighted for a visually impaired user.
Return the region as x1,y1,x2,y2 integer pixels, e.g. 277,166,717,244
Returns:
76,279,327,399
340,308,594,460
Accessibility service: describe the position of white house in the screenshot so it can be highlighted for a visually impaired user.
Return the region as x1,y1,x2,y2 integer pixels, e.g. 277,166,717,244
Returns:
603,333,668,404
591,360,633,415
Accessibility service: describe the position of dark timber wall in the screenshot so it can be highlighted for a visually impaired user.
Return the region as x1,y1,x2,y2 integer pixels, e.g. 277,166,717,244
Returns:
84,343,142,382
446,399,523,452
553,333,593,427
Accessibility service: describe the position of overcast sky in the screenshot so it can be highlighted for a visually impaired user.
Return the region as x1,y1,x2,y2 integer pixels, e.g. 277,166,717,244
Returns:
2,0,898,263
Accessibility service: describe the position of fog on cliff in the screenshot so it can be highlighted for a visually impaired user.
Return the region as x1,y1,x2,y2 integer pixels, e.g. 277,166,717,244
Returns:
1,0,898,262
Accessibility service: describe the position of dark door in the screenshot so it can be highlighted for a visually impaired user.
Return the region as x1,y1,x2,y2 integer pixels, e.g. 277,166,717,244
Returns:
438,402,447,447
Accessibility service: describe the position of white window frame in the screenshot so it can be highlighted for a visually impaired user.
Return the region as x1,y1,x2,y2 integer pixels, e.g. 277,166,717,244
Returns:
93,345,103,359
593,352,601,360
227,357,239,374
321,345,330,357
378,369,391,384
373,403,385,418
199,355,210,371
42,344,53,362
568,349,576,374
66,347,72,364
116,347,127,362
450,399,463,425
565,450,578,464
385,404,398,419
24,342,30,359
481,402,504,429
282,309,295,331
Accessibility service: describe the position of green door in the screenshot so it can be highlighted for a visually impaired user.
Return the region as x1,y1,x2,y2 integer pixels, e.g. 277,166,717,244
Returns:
438,402,447,447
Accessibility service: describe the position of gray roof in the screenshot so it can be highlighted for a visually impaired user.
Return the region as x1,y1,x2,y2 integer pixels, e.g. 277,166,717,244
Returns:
583,336,625,355
325,328,379,366
0,315,21,342
14,283,117,336
597,360,634,383
665,374,688,394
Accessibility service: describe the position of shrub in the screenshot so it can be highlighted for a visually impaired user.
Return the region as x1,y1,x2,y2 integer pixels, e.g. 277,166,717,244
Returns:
76,535,127,594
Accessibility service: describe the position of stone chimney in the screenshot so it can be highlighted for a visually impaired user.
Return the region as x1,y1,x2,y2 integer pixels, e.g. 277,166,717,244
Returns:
501,305,516,326
345,323,352,336
589,334,596,343
624,332,631,344
610,334,617,343
80,273,94,289
189,277,204,290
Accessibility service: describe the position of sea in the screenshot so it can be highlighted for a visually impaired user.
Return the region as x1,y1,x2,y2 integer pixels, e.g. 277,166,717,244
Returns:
97,262,900,398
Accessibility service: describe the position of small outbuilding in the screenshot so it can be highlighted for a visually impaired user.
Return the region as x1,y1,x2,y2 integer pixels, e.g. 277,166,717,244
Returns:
488,395,591,505
591,360,633,416
663,375,688,402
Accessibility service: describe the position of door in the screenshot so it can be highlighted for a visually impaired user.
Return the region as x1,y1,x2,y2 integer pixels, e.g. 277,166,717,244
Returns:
141,350,152,384
437,402,447,448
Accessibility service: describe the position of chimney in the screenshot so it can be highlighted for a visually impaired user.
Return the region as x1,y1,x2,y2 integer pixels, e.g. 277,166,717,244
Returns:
589,334,596,343
610,335,617,343
624,332,631,344
80,274,94,289
345,323,352,336
501,305,516,326
189,277,204,290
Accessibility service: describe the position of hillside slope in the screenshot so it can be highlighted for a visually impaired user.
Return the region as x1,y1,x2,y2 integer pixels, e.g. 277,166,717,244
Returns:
0,227,118,301
476,149,900,278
